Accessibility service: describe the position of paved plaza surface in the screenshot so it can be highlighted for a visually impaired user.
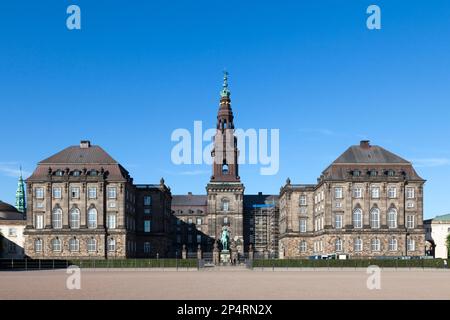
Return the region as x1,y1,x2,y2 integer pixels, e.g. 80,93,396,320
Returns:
1,269,449,300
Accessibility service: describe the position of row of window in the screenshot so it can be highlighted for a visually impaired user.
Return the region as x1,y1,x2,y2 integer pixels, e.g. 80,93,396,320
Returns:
35,186,118,200
298,209,416,232
301,187,416,206
34,208,117,229
52,169,100,177
300,238,416,253
351,169,398,177
0,227,18,237
176,234,203,244
33,238,117,253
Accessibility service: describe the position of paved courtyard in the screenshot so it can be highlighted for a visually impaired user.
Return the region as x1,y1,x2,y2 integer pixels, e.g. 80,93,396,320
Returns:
0,269,449,300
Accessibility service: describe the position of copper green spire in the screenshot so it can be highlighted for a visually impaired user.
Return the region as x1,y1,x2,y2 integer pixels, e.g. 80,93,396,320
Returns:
220,70,231,98
15,166,26,214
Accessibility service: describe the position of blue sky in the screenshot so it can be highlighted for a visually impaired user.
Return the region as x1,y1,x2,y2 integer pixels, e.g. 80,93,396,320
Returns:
0,0,449,219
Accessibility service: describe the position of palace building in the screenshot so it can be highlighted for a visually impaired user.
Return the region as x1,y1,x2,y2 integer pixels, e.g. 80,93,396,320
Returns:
23,74,425,259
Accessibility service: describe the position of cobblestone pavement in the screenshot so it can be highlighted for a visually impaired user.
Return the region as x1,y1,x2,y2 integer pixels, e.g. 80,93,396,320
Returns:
0,269,449,300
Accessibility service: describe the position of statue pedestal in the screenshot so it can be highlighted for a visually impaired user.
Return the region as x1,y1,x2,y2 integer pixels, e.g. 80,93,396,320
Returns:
220,250,231,265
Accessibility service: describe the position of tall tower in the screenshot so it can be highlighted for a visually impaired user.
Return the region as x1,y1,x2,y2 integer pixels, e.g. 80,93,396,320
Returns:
15,167,26,215
206,72,245,254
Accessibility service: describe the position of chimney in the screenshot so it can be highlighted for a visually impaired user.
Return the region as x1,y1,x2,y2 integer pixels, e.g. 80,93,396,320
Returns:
360,140,370,149
188,192,193,196
80,141,91,149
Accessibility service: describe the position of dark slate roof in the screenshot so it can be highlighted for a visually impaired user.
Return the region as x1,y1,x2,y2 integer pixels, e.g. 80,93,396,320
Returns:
333,145,410,164
244,194,278,208
172,195,207,206
39,145,118,164
0,201,24,220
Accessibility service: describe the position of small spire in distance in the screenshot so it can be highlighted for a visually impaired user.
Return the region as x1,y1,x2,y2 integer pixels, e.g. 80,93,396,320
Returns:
220,70,231,98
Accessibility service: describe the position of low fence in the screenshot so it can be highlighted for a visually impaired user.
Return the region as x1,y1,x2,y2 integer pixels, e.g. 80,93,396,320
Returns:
0,259,198,271
252,258,447,269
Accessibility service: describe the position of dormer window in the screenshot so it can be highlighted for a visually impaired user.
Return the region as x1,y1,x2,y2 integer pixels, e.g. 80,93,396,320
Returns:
55,170,64,177
353,170,361,177
72,170,81,177
370,170,378,177
387,170,395,177
89,170,98,177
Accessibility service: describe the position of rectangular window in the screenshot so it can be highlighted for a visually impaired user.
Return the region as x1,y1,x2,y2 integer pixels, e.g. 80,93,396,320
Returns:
71,187,80,199
407,239,415,251
53,187,62,199
299,219,307,233
108,202,116,208
197,235,202,243
187,235,192,244
107,214,116,229
8,228,17,237
8,241,16,253
388,187,397,199
335,215,343,229
36,202,44,209
35,187,44,199
107,187,117,199
406,187,415,199
35,215,44,229
144,196,152,206
299,195,307,205
371,239,381,252
334,187,343,199
196,218,202,225
144,242,151,253
144,208,151,215
371,187,380,199
300,207,307,214
407,215,415,229
88,187,97,199
353,188,362,198
144,220,151,233
407,202,415,209
335,201,342,209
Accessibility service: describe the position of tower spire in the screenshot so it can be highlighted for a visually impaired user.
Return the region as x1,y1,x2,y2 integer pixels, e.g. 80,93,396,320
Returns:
220,70,231,98
15,165,26,214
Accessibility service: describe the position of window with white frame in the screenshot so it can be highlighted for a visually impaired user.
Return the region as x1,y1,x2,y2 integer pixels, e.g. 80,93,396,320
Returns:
388,209,398,228
300,207,307,214
87,208,97,229
70,208,80,229
353,208,362,228
36,202,44,209
299,195,307,206
334,187,343,199
144,242,151,253
8,228,17,237
299,219,307,233
34,239,43,253
71,187,80,199
370,208,380,229
69,238,79,252
407,202,415,209
335,238,343,252
335,215,343,229
354,238,363,252
52,238,61,252
406,187,415,199
88,187,97,199
144,196,152,206
87,238,97,253
188,218,193,224
107,187,117,199
222,199,230,211
407,239,415,251
388,187,397,198
406,215,415,229
335,201,342,208
300,241,307,253
223,217,229,225
196,218,202,225
144,220,151,233
108,238,116,252
389,238,398,251
353,187,362,198
35,214,44,230
52,208,62,229
107,214,116,229
371,187,380,199
35,187,44,199
53,187,62,199
371,238,381,251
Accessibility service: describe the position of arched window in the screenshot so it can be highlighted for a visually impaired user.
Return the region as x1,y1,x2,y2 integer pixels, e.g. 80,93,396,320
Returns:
222,199,230,212
52,238,61,252
69,238,79,252
371,238,381,251
222,164,229,174
335,238,343,252
87,208,97,229
299,240,307,253
354,238,363,252
108,238,116,252
388,208,398,228
353,208,362,228
389,237,398,251
87,238,97,253
70,208,80,229
52,208,62,229
370,208,380,229
34,239,43,253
